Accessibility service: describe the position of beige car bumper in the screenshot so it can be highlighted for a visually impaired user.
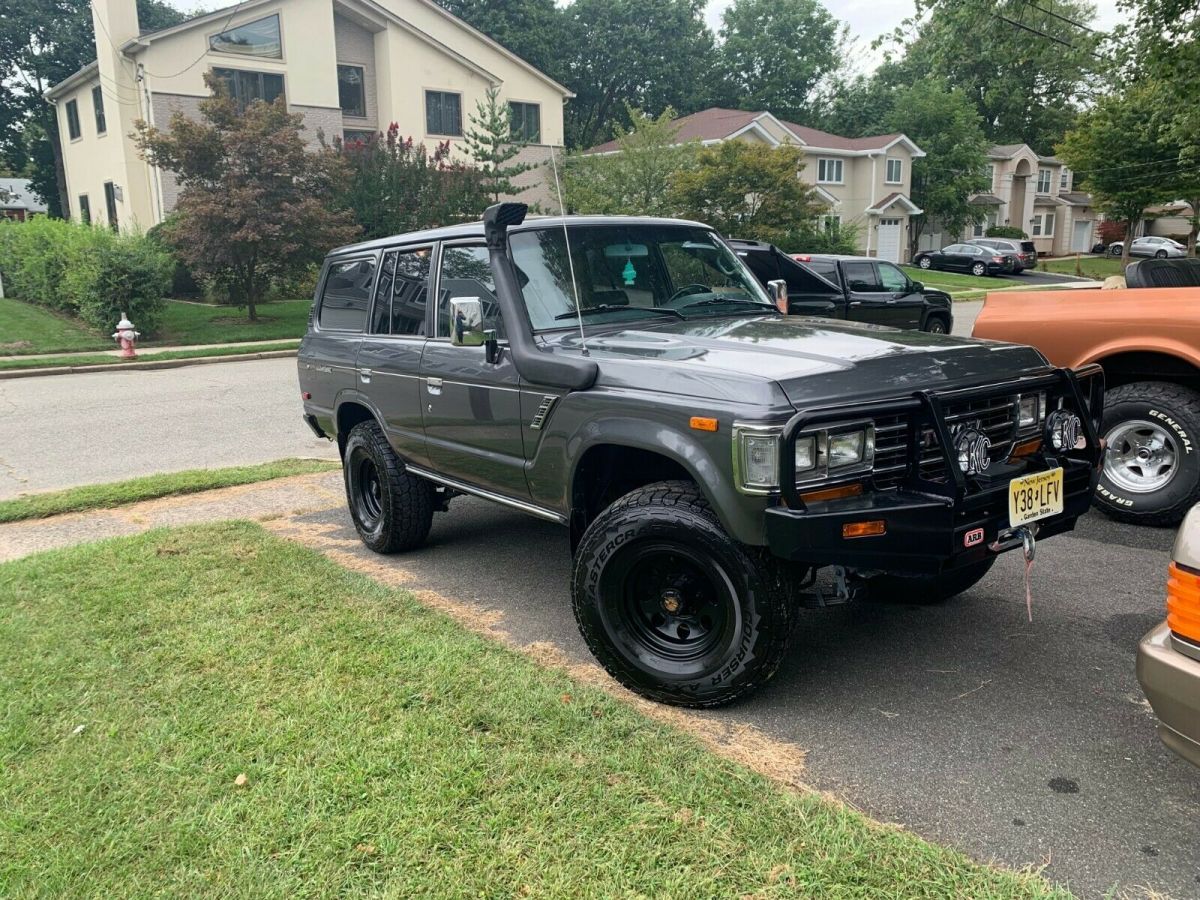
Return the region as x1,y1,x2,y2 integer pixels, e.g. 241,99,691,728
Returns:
1137,623,1200,768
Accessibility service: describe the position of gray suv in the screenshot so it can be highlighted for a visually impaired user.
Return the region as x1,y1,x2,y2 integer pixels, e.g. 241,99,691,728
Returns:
298,203,1105,707
968,237,1038,271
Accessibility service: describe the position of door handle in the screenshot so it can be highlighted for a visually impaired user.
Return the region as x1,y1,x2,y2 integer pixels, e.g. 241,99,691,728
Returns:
886,299,897,305
359,368,371,384
848,300,862,307
426,377,443,396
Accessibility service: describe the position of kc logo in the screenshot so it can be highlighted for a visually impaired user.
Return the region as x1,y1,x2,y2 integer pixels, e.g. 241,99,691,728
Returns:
953,425,992,475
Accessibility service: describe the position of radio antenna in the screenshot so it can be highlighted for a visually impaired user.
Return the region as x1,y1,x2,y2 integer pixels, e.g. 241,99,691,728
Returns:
548,145,588,356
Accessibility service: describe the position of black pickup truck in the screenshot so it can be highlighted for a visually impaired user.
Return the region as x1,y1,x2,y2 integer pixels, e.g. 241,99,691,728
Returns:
730,239,954,333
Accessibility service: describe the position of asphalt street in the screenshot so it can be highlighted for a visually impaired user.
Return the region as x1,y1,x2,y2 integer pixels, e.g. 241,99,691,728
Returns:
994,270,1093,287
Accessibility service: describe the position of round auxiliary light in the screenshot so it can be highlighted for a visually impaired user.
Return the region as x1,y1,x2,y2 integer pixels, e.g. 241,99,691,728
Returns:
953,426,991,475
1046,409,1084,451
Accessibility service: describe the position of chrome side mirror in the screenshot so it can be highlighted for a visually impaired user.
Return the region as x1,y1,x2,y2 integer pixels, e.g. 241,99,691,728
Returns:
767,279,788,314
450,297,485,346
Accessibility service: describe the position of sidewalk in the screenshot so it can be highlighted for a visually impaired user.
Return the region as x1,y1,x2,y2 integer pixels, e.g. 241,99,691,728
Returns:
1,336,299,364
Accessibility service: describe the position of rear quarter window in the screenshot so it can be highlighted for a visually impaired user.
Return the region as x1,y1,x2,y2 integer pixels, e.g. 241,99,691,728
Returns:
318,257,377,332
806,259,840,285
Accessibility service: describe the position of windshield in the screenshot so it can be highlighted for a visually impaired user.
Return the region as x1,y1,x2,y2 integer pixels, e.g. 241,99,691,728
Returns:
508,224,773,331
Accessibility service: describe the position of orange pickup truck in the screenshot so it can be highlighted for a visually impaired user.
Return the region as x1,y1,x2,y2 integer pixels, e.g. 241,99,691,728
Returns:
973,259,1200,526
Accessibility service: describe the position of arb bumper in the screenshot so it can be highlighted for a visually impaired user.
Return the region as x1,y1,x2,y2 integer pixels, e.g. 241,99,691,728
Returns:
1137,623,1200,768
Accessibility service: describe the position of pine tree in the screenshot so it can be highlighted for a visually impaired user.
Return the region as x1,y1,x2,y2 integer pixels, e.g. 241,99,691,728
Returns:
464,87,533,203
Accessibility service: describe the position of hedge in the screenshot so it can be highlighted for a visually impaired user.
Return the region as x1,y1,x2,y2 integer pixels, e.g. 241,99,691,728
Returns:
0,217,173,334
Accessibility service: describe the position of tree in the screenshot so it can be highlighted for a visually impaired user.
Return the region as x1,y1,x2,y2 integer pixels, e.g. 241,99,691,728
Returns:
565,106,697,216
715,0,847,122
884,82,991,255
133,74,359,321
1057,82,1177,267
877,0,1104,153
431,0,567,84
0,0,185,216
464,87,533,202
668,141,822,244
333,125,489,240
560,0,716,149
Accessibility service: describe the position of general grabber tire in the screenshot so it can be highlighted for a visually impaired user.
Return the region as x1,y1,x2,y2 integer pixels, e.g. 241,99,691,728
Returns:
866,558,995,605
1095,381,1200,527
571,480,791,708
343,420,434,553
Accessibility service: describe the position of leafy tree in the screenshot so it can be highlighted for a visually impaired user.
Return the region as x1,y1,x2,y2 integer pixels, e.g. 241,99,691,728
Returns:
333,125,489,240
819,72,898,138
565,106,697,216
1057,82,1177,266
877,0,1104,153
465,87,533,202
884,82,990,255
431,0,567,84
715,0,847,122
668,141,822,244
0,0,185,216
133,74,359,322
560,0,716,149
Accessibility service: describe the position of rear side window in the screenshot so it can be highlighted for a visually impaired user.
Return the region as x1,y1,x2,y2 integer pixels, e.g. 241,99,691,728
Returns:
805,258,840,285
370,247,432,336
318,258,377,332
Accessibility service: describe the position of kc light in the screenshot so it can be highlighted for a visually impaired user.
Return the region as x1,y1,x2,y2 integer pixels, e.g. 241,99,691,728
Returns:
1046,409,1085,451
1018,392,1047,429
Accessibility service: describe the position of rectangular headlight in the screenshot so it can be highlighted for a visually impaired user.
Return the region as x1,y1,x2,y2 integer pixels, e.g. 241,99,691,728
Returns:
738,432,779,490
1018,392,1046,428
794,435,818,475
828,430,866,469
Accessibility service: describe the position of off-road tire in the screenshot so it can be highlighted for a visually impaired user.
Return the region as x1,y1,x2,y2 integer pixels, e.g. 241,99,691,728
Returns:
924,315,949,334
971,261,987,277
1095,381,1200,527
867,559,995,605
571,480,791,708
343,420,434,553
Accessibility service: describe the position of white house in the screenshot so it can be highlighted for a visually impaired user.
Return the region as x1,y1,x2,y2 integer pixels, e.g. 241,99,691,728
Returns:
45,0,573,232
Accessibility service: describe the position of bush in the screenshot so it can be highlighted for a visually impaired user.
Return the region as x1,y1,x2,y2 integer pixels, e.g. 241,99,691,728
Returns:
780,221,860,255
985,225,1027,239
0,217,172,334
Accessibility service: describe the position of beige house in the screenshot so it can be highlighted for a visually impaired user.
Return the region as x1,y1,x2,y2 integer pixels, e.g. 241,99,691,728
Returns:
960,143,1097,256
585,108,927,264
45,0,572,233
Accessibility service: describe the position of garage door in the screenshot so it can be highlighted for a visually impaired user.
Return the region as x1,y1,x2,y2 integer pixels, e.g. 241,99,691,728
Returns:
1072,219,1093,253
877,218,902,263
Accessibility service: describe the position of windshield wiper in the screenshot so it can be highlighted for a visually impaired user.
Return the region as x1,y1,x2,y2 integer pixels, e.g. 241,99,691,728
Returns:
676,297,778,313
554,305,683,321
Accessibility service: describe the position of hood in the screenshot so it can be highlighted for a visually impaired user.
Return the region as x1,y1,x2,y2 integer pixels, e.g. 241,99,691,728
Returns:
551,315,1049,407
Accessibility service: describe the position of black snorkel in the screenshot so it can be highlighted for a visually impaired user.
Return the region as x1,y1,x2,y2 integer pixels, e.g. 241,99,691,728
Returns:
484,202,598,391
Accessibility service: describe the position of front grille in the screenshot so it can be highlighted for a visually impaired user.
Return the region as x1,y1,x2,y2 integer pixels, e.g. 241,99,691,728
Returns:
870,395,1021,488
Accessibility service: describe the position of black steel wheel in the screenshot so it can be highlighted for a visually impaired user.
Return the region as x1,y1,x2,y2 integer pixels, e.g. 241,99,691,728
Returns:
343,420,434,553
571,481,791,707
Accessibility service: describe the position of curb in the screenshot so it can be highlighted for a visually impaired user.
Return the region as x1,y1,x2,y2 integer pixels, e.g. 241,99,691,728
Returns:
0,349,298,380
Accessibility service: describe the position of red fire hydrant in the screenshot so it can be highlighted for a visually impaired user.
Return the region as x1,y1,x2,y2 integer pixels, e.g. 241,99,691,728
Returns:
112,313,140,359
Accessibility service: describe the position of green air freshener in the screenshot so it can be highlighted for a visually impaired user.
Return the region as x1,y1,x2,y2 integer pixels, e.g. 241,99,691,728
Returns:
622,259,636,286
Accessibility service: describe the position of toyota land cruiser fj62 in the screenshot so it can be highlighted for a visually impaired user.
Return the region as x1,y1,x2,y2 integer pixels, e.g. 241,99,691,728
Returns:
298,203,1105,707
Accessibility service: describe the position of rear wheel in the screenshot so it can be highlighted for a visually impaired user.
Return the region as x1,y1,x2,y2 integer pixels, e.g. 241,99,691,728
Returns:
571,481,791,707
971,261,987,277
867,559,995,605
1095,382,1200,526
344,420,434,553
917,255,933,270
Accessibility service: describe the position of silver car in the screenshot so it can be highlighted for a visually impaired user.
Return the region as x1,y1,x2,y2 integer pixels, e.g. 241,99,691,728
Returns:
1109,236,1187,259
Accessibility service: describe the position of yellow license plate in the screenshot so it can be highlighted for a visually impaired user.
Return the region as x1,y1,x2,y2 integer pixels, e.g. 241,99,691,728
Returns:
1008,467,1064,527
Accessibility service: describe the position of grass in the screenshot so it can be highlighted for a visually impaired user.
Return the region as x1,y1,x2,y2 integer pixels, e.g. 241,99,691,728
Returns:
1039,255,1124,281
0,522,1068,898
900,265,1022,299
0,459,334,523
0,296,310,357
0,340,300,371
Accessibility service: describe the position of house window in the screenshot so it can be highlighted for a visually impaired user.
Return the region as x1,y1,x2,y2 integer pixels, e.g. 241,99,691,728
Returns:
817,158,843,184
425,91,462,136
1032,212,1055,236
508,101,540,143
103,181,118,231
78,195,91,225
343,129,374,145
65,99,81,141
92,86,106,135
1060,168,1070,190
971,211,997,238
985,164,994,187
211,68,285,112
209,14,282,58
819,214,841,233
1037,168,1052,193
337,65,365,118
885,158,902,184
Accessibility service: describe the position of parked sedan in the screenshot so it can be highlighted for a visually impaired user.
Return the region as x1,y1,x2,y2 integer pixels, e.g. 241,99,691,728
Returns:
968,237,1038,271
1137,503,1200,768
1109,236,1187,259
913,243,1015,277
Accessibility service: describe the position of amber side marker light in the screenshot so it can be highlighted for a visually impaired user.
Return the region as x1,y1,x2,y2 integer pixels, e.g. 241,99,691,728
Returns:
1166,561,1200,644
1008,437,1042,460
801,483,864,503
689,416,718,432
843,520,886,539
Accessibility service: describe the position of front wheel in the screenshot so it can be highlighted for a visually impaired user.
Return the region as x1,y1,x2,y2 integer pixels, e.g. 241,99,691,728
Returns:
917,255,933,270
924,316,948,334
1109,245,1123,258
1095,382,1200,526
1156,250,1168,259
867,559,995,605
971,262,987,277
571,481,791,707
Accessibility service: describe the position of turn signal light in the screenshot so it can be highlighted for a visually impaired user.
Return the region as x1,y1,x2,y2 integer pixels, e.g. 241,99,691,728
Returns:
843,520,886,539
689,416,718,432
801,483,864,503
1008,437,1042,460
1167,561,1200,644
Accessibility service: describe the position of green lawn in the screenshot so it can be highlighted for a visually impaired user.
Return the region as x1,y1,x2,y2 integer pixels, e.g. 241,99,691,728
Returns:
0,340,301,371
0,522,1068,898
1039,256,1124,280
0,458,334,524
900,265,1018,299
0,296,311,356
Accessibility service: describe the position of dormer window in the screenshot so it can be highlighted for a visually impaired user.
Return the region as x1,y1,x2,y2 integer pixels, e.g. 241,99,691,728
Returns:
209,14,282,59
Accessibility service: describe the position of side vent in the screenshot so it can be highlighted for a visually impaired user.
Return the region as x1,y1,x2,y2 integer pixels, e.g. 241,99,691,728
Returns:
530,394,558,430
